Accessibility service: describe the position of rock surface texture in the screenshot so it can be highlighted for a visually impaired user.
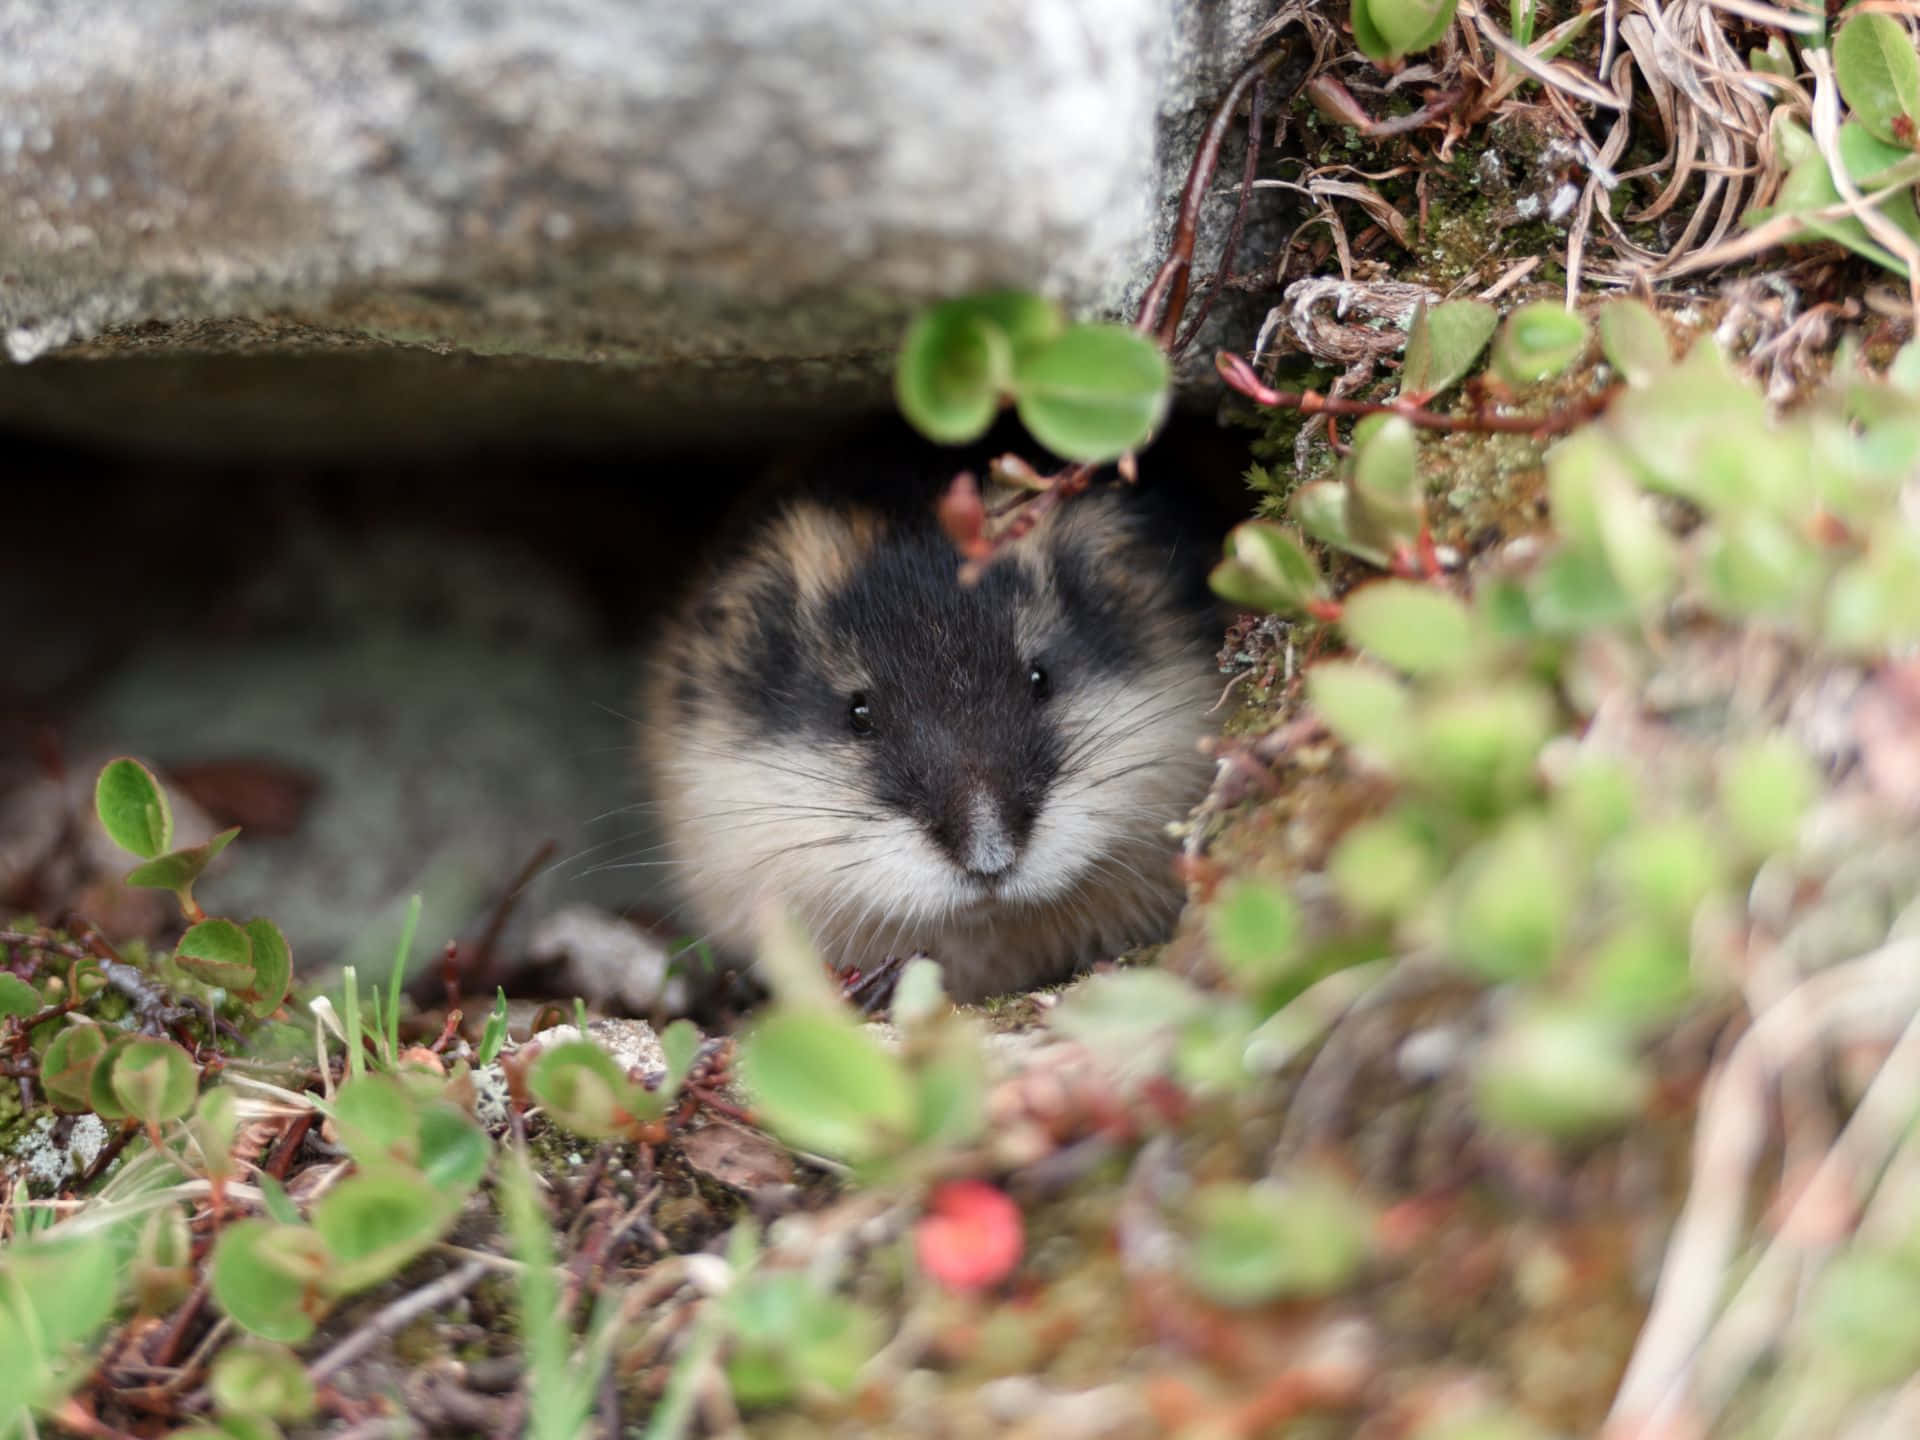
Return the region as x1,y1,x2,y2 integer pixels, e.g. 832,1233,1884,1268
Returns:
0,0,1272,457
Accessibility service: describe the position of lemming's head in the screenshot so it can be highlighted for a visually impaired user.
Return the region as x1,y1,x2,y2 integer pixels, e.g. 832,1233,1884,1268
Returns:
646,484,1216,946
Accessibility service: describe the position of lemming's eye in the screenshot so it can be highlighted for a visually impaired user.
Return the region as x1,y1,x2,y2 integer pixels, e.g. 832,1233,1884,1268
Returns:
1028,665,1051,702
848,692,875,736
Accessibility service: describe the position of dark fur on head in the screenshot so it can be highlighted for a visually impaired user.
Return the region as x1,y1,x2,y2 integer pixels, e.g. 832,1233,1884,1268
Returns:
641,449,1220,1002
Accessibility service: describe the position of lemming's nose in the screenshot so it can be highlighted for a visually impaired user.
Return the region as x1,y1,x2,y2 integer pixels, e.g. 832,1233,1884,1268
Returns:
946,789,1016,881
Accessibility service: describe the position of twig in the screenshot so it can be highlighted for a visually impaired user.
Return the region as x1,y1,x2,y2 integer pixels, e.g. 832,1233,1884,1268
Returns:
307,1260,491,1386
466,839,560,993
1172,73,1271,355
1136,43,1307,346
954,463,1098,583
0,929,92,964
149,1276,213,1369
1216,351,1614,438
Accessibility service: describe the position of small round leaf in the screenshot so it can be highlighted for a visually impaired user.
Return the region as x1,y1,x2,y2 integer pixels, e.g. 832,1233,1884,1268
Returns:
242,919,293,1016
0,974,40,1019
210,1342,316,1422
738,1011,916,1163
1596,299,1670,388
1492,302,1590,386
1186,1177,1372,1306
1338,581,1476,676
1400,298,1498,402
312,1173,453,1294
174,919,256,992
1306,661,1413,767
125,829,240,899
41,1023,110,1112
1210,521,1328,614
528,1039,662,1141
211,1221,328,1342
1476,1007,1651,1138
1012,323,1171,463
95,758,172,860
108,1038,201,1126
895,303,1012,445
1835,13,1920,148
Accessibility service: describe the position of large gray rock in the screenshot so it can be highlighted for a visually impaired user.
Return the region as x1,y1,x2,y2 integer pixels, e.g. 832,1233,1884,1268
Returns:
0,0,1275,457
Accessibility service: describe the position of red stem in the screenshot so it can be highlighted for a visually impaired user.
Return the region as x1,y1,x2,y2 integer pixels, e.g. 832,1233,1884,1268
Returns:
1216,351,1611,439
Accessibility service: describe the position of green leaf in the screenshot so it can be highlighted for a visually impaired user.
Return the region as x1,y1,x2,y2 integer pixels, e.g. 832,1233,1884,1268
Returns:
0,974,39,1018
1492,302,1589,386
1808,1249,1920,1387
1835,13,1920,148
909,1023,988,1152
958,291,1064,360
890,957,950,1029
108,1038,200,1126
1595,299,1670,388
211,1221,328,1343
727,1274,886,1406
1357,0,1459,60
1349,0,1396,63
1345,415,1425,562
1306,660,1413,767
1186,1176,1372,1306
1608,818,1724,928
737,1011,916,1163
1048,969,1212,1080
329,1073,421,1169
1583,922,1696,1025
476,987,511,1066
1012,323,1171,463
1827,533,1920,651
125,828,240,903
1593,468,1679,613
1448,816,1569,981
257,1174,302,1227
242,919,292,1016
895,302,1014,445
312,1172,454,1294
659,1018,703,1099
40,1023,109,1112
1511,0,1537,45
1475,1006,1651,1137
1399,299,1497,401
88,1035,140,1121
173,918,256,991
1721,736,1818,858
1838,118,1920,189
0,1230,121,1421
190,1086,243,1182
1890,340,1920,394
1552,758,1638,852
1208,881,1304,989
1411,684,1554,817
210,1342,316,1422
1209,521,1329,614
1758,144,1911,277
417,1103,491,1196
1295,480,1390,567
131,1204,195,1315
752,904,844,1012
1329,814,1438,920
1339,581,1476,676
1699,511,1826,620
94,758,172,860
528,1040,663,1142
